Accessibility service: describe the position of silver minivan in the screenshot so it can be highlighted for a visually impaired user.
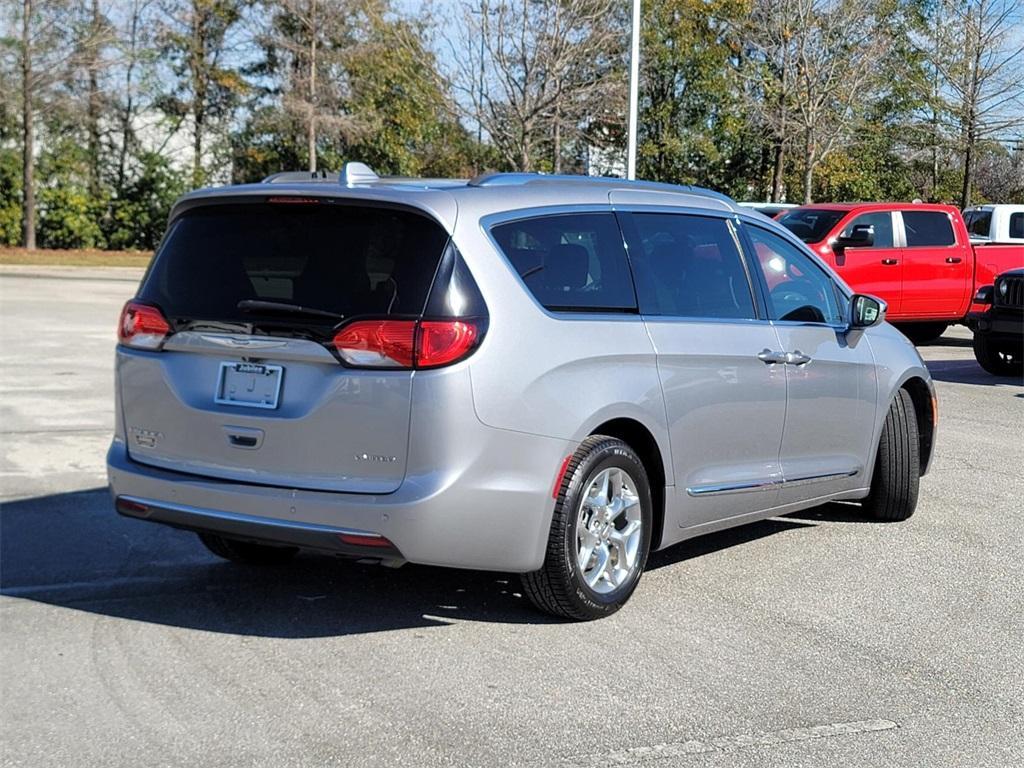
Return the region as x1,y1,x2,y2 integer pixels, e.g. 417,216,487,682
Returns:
108,165,936,620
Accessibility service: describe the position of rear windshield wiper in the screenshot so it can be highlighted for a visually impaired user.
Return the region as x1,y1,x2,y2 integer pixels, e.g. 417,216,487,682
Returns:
237,300,344,322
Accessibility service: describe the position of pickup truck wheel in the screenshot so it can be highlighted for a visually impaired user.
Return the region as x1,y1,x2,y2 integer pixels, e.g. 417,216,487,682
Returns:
197,532,298,565
521,436,653,621
973,332,1024,376
864,389,920,522
897,322,948,345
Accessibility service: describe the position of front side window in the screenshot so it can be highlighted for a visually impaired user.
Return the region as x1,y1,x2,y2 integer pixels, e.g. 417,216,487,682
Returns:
840,212,894,248
628,213,756,319
902,211,956,247
491,213,636,312
746,227,844,325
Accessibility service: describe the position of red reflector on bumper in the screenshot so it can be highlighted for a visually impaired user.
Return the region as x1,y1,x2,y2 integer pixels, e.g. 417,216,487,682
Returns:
338,532,393,548
116,497,150,515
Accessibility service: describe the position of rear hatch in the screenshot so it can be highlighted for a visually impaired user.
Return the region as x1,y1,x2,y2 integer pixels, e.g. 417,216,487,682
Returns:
118,199,450,493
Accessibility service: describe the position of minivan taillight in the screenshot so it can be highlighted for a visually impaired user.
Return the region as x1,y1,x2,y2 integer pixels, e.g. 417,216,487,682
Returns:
118,301,171,350
331,319,482,369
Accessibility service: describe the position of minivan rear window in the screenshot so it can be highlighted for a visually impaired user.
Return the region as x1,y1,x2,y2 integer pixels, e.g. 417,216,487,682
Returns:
138,202,449,330
491,213,636,312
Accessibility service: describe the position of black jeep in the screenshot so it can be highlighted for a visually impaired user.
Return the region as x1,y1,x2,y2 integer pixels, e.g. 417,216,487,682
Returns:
969,268,1023,376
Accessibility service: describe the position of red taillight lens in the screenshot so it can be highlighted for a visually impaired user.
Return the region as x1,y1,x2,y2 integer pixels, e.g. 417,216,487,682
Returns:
332,320,416,367
417,320,480,368
338,532,394,548
330,319,482,369
118,301,171,350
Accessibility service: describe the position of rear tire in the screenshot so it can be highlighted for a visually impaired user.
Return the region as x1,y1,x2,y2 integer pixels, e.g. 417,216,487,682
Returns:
197,532,298,565
897,322,948,345
973,332,1023,376
864,389,920,522
521,436,653,621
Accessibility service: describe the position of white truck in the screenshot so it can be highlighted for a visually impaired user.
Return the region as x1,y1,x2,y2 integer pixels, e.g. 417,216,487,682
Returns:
963,204,1024,245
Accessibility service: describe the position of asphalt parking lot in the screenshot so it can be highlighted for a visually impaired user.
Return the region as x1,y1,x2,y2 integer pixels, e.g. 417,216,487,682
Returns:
1,269,1022,768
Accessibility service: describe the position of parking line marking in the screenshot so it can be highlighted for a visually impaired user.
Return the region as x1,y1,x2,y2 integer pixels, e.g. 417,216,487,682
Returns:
567,719,898,766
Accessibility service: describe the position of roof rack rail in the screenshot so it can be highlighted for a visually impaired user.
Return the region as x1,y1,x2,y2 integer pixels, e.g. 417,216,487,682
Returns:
262,170,339,183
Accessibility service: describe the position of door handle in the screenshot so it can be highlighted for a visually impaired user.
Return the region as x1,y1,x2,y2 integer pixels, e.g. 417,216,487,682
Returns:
881,258,898,265
757,349,787,364
785,351,812,366
945,256,962,264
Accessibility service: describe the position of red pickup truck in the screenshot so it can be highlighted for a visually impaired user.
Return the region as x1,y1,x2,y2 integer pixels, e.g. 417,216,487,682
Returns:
778,203,1024,343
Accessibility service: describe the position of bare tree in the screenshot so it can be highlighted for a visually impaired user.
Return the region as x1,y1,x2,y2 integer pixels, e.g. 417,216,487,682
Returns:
159,0,247,187
253,0,359,173
12,0,86,248
739,0,800,202
928,0,1024,207
450,0,625,172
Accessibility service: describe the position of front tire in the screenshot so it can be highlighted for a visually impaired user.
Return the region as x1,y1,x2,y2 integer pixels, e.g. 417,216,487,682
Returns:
521,436,653,621
973,332,1023,376
864,389,920,521
197,532,298,565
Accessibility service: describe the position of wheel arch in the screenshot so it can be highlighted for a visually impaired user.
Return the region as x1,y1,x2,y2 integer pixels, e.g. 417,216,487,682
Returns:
898,375,936,476
589,417,668,553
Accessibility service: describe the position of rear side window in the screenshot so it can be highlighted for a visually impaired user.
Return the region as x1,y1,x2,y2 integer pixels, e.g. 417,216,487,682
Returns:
491,213,636,312
628,213,756,319
1010,212,1024,239
902,211,956,247
139,203,449,327
964,209,992,238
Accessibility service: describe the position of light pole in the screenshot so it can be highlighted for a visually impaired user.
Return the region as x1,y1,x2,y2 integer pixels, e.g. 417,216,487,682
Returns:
626,0,641,180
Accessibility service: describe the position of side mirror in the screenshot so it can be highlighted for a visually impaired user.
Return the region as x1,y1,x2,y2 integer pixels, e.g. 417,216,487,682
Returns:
974,285,993,305
835,224,874,251
849,294,886,330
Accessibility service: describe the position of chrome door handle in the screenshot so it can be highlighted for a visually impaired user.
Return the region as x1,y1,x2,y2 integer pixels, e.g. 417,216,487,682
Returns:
757,349,787,364
945,256,962,264
785,351,812,365
881,258,898,265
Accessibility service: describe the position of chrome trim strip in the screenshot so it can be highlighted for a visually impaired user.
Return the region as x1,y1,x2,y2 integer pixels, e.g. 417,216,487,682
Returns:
686,478,780,497
117,495,385,539
686,468,860,497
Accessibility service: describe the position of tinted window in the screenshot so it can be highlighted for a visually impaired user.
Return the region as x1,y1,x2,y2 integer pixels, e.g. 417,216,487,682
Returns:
778,209,846,243
491,213,636,311
964,209,992,238
628,213,755,319
139,203,449,331
747,227,844,325
903,211,956,247
841,212,893,248
1010,212,1024,239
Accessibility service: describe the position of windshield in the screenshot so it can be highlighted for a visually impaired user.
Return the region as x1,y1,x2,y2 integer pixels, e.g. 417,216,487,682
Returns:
778,209,846,243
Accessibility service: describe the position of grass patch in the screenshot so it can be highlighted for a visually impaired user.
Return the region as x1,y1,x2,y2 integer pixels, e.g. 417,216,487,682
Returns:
0,247,153,268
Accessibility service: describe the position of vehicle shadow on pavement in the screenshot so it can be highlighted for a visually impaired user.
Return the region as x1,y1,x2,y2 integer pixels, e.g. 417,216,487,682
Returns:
1,491,882,635
0,488,557,637
924,359,1023,386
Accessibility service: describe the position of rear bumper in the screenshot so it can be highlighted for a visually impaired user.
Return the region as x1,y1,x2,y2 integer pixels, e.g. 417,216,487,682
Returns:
115,494,402,558
108,422,573,573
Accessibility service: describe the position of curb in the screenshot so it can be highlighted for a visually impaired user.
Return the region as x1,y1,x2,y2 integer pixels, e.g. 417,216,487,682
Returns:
0,265,145,283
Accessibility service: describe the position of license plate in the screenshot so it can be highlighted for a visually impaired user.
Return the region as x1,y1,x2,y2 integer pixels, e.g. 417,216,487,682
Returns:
215,362,283,409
